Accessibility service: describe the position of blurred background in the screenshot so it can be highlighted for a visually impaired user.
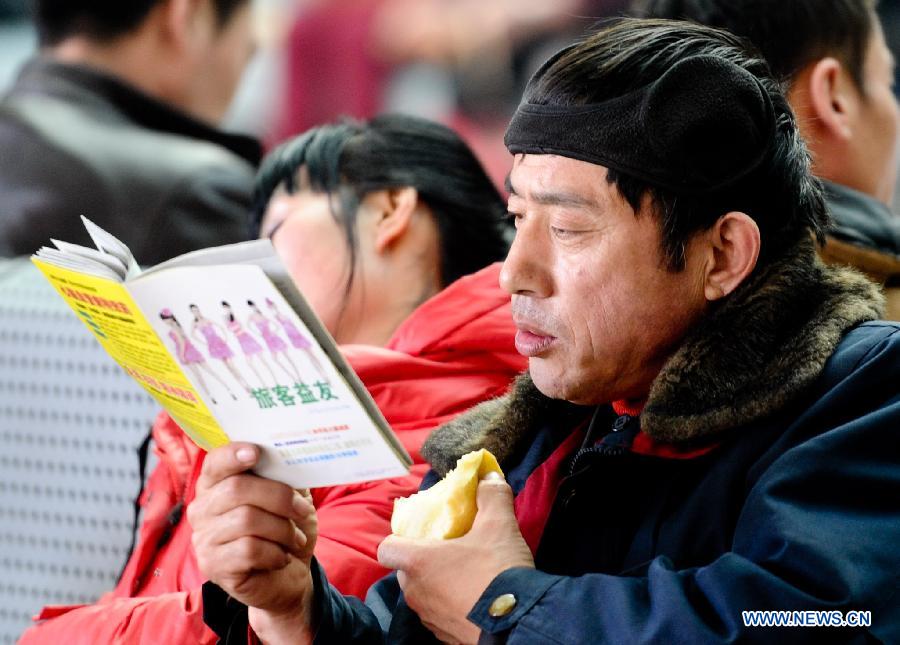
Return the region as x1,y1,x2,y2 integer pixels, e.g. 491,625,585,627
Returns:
3,0,900,192
0,1,33,92
0,0,635,188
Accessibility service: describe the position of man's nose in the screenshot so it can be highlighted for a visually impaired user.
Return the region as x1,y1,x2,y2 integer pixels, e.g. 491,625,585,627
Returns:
499,221,551,298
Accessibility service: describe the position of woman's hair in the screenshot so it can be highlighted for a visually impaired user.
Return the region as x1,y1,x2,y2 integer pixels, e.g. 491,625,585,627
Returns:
252,114,510,292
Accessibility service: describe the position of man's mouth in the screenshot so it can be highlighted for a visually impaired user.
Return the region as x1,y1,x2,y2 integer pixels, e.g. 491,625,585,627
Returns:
513,322,557,357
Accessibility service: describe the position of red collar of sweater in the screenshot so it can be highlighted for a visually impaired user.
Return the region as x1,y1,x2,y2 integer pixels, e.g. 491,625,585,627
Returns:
611,399,718,460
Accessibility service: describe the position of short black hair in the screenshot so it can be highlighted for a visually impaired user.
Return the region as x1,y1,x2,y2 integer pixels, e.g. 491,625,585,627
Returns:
526,18,827,269
253,114,510,290
30,0,248,46
631,0,878,89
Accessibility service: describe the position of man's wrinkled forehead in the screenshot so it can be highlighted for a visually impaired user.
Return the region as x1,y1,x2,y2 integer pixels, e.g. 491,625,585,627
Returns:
505,154,614,212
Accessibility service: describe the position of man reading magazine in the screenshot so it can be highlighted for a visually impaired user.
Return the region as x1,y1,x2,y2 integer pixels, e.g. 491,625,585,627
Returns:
194,20,900,644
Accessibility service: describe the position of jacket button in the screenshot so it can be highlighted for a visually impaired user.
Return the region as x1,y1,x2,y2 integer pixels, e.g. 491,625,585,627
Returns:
488,593,517,618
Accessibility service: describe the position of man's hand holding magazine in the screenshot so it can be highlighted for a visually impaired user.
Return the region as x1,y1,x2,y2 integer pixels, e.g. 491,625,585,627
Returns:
189,442,317,645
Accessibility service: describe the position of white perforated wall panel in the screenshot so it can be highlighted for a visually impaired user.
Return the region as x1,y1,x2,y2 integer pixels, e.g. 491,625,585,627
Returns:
0,259,158,643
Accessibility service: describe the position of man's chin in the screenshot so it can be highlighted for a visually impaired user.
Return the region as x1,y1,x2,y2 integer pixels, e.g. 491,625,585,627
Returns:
529,359,615,405
528,360,575,402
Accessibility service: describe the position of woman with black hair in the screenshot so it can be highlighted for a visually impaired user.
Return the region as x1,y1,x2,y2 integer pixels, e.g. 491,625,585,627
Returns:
21,114,525,644
254,113,511,345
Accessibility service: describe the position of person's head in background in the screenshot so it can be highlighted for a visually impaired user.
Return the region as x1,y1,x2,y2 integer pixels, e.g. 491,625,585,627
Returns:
29,0,254,124
633,0,900,206
253,114,510,347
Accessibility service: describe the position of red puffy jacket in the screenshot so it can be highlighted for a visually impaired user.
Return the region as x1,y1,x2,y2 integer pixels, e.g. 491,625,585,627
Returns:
20,263,525,644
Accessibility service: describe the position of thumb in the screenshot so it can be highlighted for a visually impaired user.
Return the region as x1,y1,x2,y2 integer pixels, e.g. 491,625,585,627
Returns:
472,471,516,528
378,534,427,572
196,442,258,492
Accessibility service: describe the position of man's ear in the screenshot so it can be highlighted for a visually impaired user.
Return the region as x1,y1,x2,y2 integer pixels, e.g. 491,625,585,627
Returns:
158,0,202,51
703,212,760,302
373,186,419,254
807,57,856,141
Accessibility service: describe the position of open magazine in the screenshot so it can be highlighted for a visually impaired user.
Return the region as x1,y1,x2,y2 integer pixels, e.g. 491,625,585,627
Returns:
31,217,412,489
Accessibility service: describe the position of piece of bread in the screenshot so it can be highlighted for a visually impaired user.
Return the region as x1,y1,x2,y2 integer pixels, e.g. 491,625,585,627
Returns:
391,449,503,539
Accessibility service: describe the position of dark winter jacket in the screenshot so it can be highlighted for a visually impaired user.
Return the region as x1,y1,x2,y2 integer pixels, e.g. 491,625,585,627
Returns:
206,239,900,644
825,180,900,256
819,180,900,320
0,58,260,263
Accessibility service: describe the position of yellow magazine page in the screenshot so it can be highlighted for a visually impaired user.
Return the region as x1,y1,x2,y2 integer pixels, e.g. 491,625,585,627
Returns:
31,258,229,449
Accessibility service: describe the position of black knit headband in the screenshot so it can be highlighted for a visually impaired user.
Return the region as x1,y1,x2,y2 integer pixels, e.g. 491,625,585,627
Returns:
504,51,777,195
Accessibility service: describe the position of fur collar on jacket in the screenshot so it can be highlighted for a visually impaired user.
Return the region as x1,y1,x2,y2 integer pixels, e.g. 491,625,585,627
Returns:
422,238,884,476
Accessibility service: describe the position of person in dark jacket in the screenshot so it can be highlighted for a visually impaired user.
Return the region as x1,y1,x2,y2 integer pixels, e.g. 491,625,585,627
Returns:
634,0,900,320
191,19,900,644
0,0,260,263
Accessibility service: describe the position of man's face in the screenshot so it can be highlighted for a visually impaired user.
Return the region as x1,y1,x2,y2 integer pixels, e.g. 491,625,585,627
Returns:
187,1,255,124
501,154,709,405
848,18,899,205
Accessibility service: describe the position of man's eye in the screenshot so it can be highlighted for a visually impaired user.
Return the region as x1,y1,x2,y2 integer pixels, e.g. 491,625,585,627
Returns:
506,211,524,226
551,227,580,239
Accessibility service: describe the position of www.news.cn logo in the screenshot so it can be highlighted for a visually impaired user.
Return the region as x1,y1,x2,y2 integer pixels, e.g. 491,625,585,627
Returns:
742,610,872,628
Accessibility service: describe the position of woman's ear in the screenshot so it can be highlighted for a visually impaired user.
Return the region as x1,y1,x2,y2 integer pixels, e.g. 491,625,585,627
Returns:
373,186,420,254
703,212,760,302
807,57,855,141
